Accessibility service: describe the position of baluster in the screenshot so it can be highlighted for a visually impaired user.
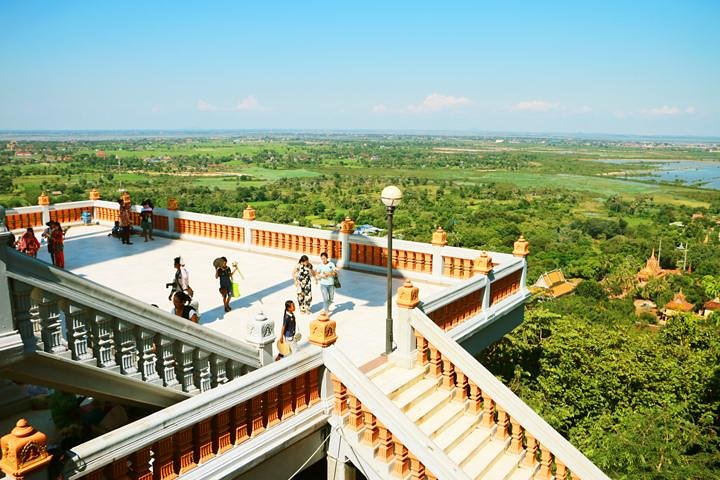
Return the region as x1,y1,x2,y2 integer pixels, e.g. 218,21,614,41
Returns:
294,374,308,412
495,407,509,440
227,360,243,380
106,456,128,479
214,409,233,455
153,436,177,480
347,394,363,431
264,386,280,428
84,471,103,480
398,250,407,269
523,433,538,467
280,380,295,420
508,417,524,453
391,435,409,478
13,282,42,350
93,313,118,370
331,375,348,416
441,354,455,389
307,368,320,406
454,369,468,400
408,453,425,480
157,335,179,388
537,444,553,480
250,394,265,436
35,290,67,354
174,427,196,474
424,252,433,273
468,383,482,413
65,303,94,361
137,328,160,383
481,392,495,428
453,257,462,277
428,345,442,377
194,418,214,464
114,319,139,376
555,459,568,480
174,343,198,393
193,350,212,392
210,354,228,387
376,422,393,462
442,256,451,276
232,401,250,445
362,407,378,447
128,446,152,480
415,331,428,365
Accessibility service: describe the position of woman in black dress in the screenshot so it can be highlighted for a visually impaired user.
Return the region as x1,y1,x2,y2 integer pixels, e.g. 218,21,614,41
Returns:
215,256,239,312
292,255,316,314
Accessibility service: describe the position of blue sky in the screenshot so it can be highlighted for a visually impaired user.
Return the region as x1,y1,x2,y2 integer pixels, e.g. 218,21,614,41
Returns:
1,1,718,136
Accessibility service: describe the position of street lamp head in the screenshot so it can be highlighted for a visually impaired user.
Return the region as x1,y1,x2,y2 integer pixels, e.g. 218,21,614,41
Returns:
381,185,403,208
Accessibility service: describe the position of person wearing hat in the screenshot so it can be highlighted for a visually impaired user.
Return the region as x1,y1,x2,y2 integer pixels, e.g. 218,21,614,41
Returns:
276,300,297,360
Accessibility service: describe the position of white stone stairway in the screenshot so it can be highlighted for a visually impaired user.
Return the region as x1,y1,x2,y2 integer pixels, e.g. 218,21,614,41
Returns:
367,362,540,480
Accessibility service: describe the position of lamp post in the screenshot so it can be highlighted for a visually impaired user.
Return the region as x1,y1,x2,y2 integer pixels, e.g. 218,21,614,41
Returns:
381,185,402,355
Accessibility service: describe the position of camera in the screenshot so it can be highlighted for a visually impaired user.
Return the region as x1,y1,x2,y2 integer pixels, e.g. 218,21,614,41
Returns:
165,282,174,289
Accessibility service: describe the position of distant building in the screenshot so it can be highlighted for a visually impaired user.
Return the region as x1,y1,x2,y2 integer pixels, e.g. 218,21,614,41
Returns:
532,269,580,298
662,290,695,318
702,298,720,318
96,150,106,158
5,140,16,151
14,151,32,158
636,249,679,285
354,224,383,236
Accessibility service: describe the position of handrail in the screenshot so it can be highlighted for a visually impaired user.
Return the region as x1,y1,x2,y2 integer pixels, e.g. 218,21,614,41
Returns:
409,309,610,480
322,345,471,480
64,348,325,479
5,249,261,367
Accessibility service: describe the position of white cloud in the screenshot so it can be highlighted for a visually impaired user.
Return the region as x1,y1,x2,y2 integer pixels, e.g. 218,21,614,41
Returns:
372,104,389,113
510,100,563,112
197,100,219,112
235,95,263,111
408,93,471,113
640,105,696,116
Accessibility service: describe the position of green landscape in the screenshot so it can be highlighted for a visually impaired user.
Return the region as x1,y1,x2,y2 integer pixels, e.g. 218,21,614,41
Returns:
3,134,720,478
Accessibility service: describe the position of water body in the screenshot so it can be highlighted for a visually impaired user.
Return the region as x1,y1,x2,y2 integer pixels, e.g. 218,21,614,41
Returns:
598,159,720,190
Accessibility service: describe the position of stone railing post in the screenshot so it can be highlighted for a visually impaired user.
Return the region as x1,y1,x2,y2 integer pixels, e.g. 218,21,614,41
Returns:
242,205,255,251
0,419,52,480
474,251,493,310
393,280,419,368
37,193,50,226
513,234,530,287
166,198,179,236
308,311,337,347
430,226,447,278
246,311,275,365
338,217,355,268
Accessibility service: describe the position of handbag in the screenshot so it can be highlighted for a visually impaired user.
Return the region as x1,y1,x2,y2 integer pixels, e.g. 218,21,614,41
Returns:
333,273,341,289
232,280,241,298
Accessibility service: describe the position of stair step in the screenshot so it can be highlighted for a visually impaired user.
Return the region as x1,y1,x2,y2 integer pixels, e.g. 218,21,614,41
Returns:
447,427,493,465
419,400,464,437
433,413,479,450
405,389,452,423
371,365,426,396
365,361,394,380
507,463,540,480
483,451,524,480
392,377,439,410
462,438,510,479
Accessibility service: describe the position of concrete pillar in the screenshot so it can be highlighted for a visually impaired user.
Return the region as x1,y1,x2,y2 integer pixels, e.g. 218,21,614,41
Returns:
166,198,178,236
391,280,419,369
482,274,493,311
513,235,530,288
242,205,256,251
0,419,52,480
430,227,447,278
0,207,14,335
338,217,355,268
326,455,357,480
37,193,50,226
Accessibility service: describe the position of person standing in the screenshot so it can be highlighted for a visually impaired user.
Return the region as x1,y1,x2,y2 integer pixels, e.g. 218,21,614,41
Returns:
168,256,191,300
42,222,55,264
17,227,40,257
316,252,337,314
292,255,316,314
140,199,154,242
279,300,297,356
215,256,239,312
119,200,133,245
49,221,65,268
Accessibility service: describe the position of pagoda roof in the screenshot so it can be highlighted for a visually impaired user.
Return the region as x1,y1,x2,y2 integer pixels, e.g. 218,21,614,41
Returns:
665,291,694,312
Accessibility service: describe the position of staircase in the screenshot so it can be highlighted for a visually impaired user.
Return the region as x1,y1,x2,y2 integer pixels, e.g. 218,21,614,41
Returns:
367,362,538,480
